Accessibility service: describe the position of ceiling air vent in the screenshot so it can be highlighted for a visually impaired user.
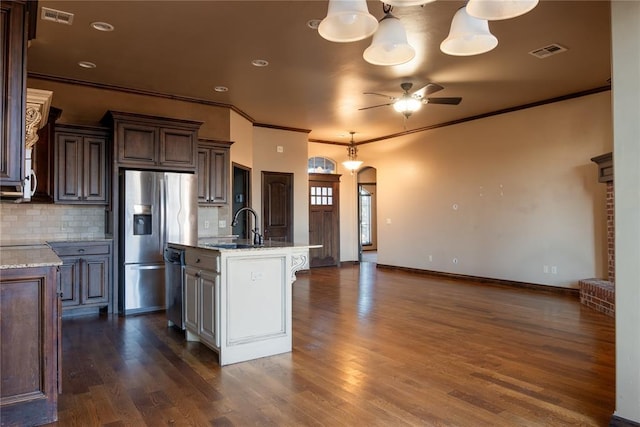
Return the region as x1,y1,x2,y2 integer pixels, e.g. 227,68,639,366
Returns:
41,7,74,25
529,43,567,59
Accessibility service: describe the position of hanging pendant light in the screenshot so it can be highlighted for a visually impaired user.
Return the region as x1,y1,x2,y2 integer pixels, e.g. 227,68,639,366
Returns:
363,12,415,66
380,0,436,6
318,0,379,43
343,132,363,171
466,0,539,21
440,7,498,56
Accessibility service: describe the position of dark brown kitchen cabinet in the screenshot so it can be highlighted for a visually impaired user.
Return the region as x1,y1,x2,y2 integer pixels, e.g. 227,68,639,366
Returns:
198,139,232,205
0,265,60,426
104,111,202,172
49,240,113,315
0,1,34,186
55,124,110,204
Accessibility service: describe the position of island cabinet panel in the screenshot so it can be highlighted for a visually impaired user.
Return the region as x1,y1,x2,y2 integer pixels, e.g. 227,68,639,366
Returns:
184,250,220,349
49,241,112,315
104,111,202,172
199,270,220,348
226,256,286,343
0,265,59,426
54,125,109,205
184,265,200,335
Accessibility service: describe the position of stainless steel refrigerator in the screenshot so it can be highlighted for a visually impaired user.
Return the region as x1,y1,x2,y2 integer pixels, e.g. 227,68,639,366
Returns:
120,170,197,315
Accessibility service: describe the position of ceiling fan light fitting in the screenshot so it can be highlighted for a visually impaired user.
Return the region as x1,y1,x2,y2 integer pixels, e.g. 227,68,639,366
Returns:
393,97,421,114
466,0,539,21
380,0,437,6
363,13,416,66
440,7,498,56
318,0,379,43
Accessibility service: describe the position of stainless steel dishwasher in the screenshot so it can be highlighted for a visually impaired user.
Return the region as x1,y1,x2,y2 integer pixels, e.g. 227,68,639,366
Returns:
164,246,185,329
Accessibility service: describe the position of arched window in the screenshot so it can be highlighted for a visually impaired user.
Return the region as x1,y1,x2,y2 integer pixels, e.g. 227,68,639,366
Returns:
308,157,337,174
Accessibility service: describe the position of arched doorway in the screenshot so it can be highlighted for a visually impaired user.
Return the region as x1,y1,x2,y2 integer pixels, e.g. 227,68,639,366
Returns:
358,167,377,263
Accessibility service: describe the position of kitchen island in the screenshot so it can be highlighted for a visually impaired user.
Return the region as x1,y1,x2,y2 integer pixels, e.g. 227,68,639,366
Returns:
168,240,318,366
0,244,62,426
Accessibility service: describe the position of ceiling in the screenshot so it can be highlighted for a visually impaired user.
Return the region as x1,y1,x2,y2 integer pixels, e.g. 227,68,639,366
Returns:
26,1,612,145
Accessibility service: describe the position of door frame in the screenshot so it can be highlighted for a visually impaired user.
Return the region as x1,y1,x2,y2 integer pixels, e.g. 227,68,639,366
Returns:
232,163,251,239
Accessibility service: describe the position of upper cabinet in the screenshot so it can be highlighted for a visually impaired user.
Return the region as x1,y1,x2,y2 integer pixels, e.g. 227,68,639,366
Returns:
0,1,34,186
55,124,110,205
197,139,232,205
103,111,202,172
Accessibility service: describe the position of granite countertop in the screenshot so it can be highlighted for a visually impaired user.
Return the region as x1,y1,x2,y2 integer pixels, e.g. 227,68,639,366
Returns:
0,245,63,269
170,239,321,252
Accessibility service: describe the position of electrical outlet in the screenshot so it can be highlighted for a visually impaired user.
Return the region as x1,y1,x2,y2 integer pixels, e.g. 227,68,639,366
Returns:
543,265,549,274
204,220,210,229
386,218,392,225
551,266,558,274
219,220,226,228
428,255,433,262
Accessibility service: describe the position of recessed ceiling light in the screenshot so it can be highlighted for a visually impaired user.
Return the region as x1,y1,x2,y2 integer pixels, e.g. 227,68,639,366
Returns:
214,86,228,92
307,19,321,30
91,21,114,32
251,59,269,67
78,61,96,69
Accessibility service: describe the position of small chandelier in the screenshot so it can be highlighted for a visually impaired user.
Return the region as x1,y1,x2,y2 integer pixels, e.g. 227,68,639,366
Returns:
342,132,363,171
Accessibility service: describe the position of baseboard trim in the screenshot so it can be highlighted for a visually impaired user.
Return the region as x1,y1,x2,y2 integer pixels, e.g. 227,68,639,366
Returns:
610,415,640,427
375,264,579,296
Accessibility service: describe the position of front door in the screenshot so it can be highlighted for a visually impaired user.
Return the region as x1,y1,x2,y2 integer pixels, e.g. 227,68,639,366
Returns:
308,173,341,267
262,171,293,243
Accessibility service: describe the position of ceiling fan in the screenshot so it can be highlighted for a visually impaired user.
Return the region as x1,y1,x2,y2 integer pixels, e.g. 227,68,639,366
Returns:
359,82,462,118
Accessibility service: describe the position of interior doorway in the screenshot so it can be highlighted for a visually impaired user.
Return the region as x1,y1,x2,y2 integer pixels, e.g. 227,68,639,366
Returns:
262,171,293,243
358,167,377,263
232,163,251,239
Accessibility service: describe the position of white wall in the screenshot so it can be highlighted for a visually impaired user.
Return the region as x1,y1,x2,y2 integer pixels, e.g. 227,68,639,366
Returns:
252,127,309,245
611,1,640,422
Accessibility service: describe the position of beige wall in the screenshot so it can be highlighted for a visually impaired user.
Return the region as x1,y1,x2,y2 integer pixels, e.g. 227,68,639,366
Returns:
314,92,612,287
252,127,309,245
307,143,361,261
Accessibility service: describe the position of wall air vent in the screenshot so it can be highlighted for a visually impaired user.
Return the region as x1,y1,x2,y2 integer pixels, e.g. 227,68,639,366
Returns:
41,7,74,25
529,44,567,59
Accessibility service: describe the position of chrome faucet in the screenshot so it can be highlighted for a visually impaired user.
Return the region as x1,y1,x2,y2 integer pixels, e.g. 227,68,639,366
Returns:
231,207,264,246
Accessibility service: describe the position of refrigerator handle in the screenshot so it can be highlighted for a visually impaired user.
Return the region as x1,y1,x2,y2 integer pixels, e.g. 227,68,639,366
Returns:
159,175,166,255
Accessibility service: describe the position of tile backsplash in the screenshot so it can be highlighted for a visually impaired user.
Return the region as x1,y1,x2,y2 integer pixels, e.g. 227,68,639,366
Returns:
198,205,231,237
0,203,106,243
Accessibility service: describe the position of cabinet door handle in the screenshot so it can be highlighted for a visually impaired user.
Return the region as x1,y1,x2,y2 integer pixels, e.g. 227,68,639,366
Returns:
196,258,201,263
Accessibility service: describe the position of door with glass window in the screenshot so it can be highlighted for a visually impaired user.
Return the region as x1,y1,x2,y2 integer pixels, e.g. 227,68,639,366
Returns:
309,173,341,267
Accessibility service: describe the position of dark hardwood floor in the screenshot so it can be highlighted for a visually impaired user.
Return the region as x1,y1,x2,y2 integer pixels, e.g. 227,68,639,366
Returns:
46,263,615,426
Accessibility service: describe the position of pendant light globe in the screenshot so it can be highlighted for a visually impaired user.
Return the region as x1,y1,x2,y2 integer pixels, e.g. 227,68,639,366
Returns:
318,0,379,43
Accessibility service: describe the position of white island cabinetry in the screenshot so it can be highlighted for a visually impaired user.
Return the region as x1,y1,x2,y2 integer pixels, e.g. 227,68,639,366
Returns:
179,242,312,366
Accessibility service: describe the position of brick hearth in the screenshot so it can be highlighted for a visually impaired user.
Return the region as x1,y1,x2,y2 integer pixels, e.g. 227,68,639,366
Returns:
580,153,614,317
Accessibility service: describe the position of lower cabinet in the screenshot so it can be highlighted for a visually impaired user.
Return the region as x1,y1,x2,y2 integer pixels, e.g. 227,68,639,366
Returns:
0,265,60,426
184,249,220,351
49,240,113,315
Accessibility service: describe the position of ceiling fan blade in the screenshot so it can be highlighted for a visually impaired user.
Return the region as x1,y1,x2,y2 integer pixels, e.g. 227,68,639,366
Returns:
363,92,397,100
413,83,444,99
358,102,394,111
425,97,462,105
